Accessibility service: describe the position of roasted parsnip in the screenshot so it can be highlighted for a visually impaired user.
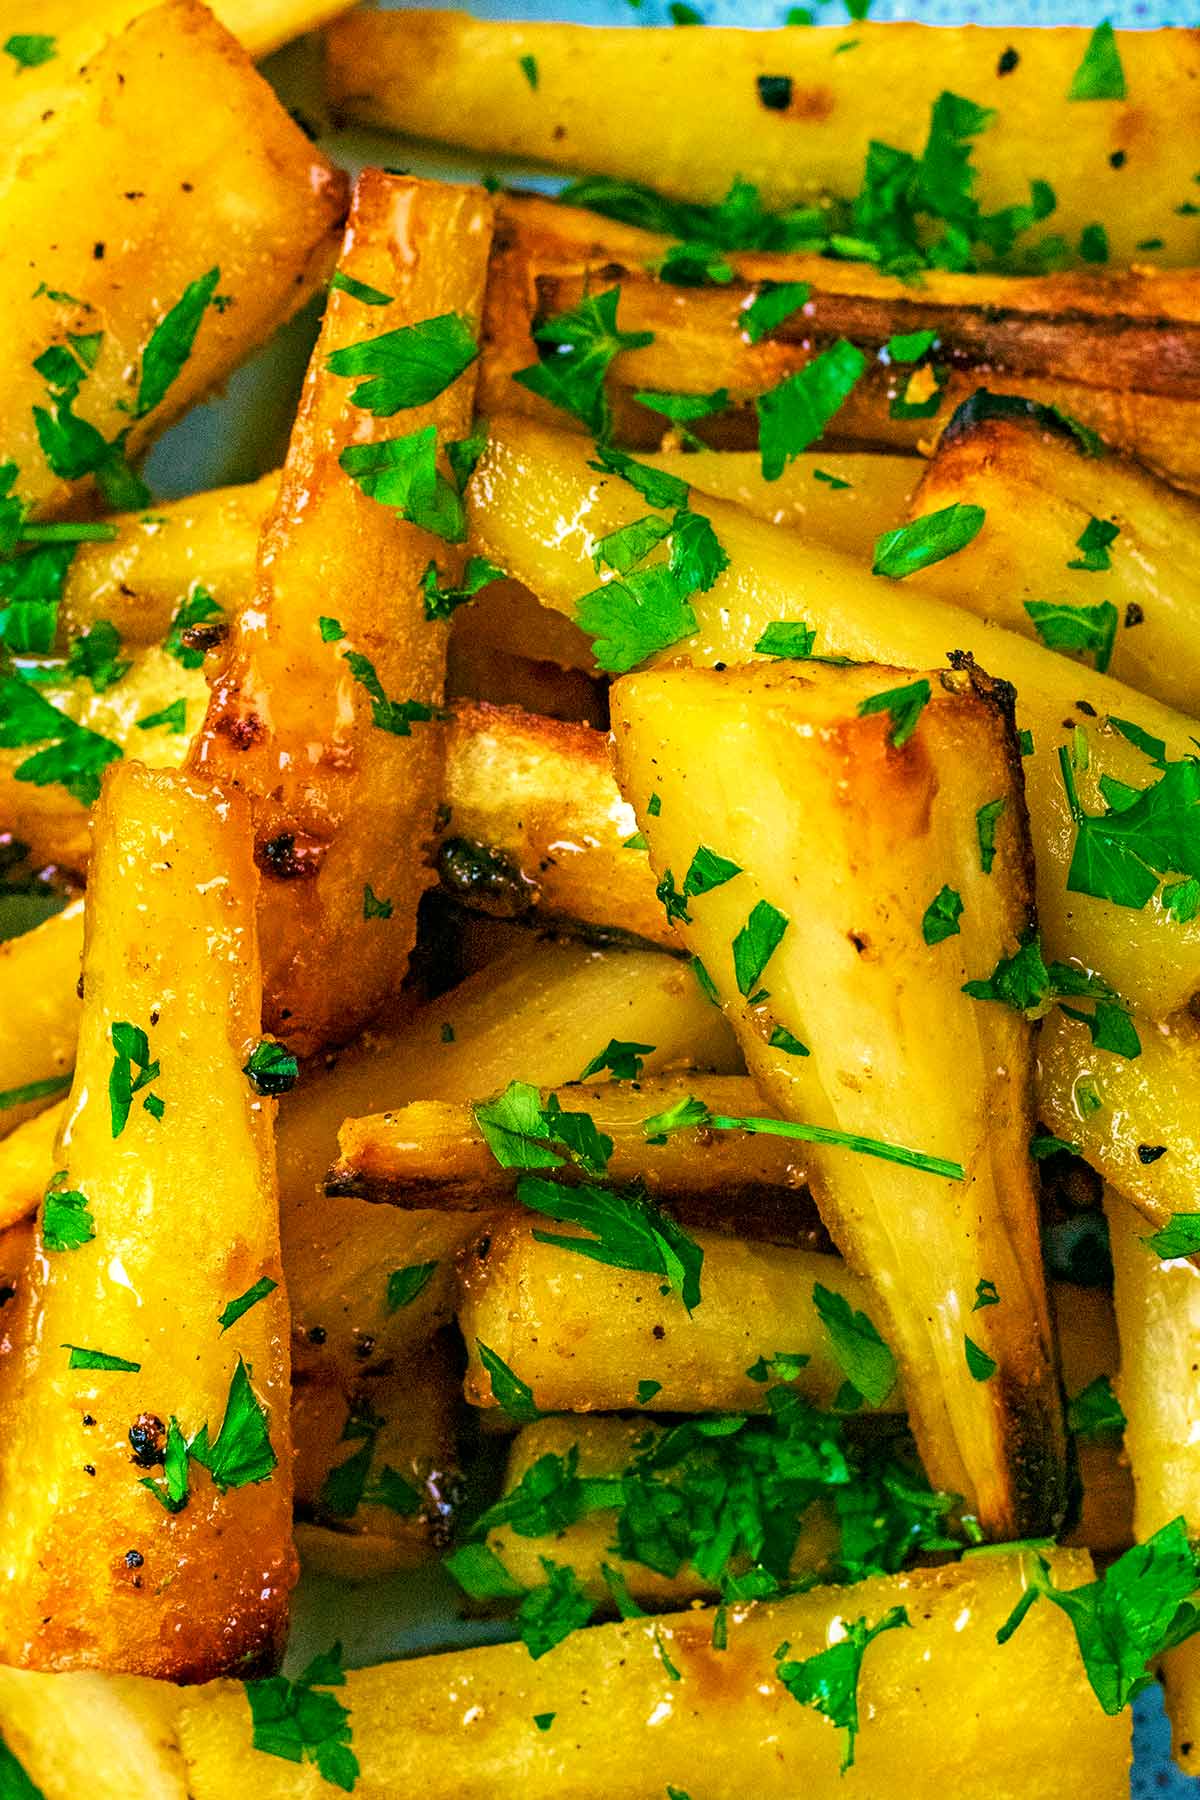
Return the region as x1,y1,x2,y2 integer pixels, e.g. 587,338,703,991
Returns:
469,416,1200,1019
0,1102,67,1232
1038,1007,1200,1237
0,900,82,1136
612,658,1066,1536
178,1550,1128,1798
192,172,494,1053
477,194,1200,487
0,1664,186,1800
0,764,294,1680
459,1217,891,1418
912,400,1200,712
0,0,346,518
330,1074,811,1217
1105,1188,1200,1774
326,12,1198,269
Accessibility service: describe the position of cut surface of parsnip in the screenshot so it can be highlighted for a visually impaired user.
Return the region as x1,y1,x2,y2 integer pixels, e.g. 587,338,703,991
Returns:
325,11,1197,270
0,1665,186,1800
192,171,495,1054
0,0,346,519
0,900,82,1137
469,416,1200,1020
612,657,1066,1537
0,764,294,1680
179,1549,1128,1799
479,194,1200,488
912,400,1200,713
460,1217,895,1418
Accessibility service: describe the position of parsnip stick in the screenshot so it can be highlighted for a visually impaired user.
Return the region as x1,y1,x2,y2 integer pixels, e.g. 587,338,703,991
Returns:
612,658,1066,1536
192,172,494,1053
178,1549,1129,1798
0,764,294,1679
0,900,82,1136
326,11,1198,269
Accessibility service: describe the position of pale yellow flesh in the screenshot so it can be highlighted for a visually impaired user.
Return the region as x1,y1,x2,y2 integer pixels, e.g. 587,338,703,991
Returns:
0,0,345,517
325,11,1199,268
178,1550,1129,1799
612,659,1065,1537
468,415,1200,1019
0,1665,186,1800
0,902,82,1136
0,765,294,1680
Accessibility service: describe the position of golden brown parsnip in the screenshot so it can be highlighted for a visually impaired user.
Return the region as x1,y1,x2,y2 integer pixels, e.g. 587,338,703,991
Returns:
326,11,1197,271
612,658,1066,1536
55,472,279,648
459,1217,891,1418
179,1549,1129,1798
912,403,1200,712
1038,1008,1200,1237
0,901,82,1136
0,0,346,519
486,1414,840,1609
1104,1188,1200,1772
469,416,1200,1019
0,764,294,1680
1052,1280,1132,1555
192,172,494,1054
0,1102,67,1233
330,1074,810,1216
0,1664,186,1800
293,1334,461,1581
478,194,1200,486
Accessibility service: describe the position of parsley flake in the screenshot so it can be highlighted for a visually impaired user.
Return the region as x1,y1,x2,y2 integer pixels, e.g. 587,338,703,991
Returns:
136,699,186,735
518,1558,594,1659
1143,1215,1200,1259
754,620,816,659
1069,516,1120,571
579,1039,655,1081
362,883,393,920
682,844,741,898
976,797,1006,873
387,1261,439,1311
189,1356,276,1493
964,1335,997,1381
343,646,439,736
420,554,505,621
108,1020,162,1137
1067,22,1126,102
757,340,866,481
921,884,962,945
246,1644,358,1792
973,1278,1000,1310
242,1040,298,1096
776,1607,910,1770
477,1341,542,1422
1068,1375,1125,1440
1025,599,1118,672
857,678,931,748
872,504,985,578
340,425,466,542
66,620,130,693
42,1173,94,1253
520,1171,705,1313
218,1277,278,1333
330,271,393,307
65,1344,140,1372
514,288,652,439
812,1284,897,1408
0,673,121,805
164,585,224,668
519,53,538,89
743,281,810,344
136,269,220,418
733,899,788,998
576,564,698,673
4,32,55,67
326,313,478,416
1057,745,1200,914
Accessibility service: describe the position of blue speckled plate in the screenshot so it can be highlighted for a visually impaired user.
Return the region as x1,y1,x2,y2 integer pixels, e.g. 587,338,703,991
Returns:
142,3,1194,1793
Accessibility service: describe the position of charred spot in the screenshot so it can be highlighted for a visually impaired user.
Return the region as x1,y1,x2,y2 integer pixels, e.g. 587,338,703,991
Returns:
82,1414,96,1426
552,123,566,142
256,831,326,882
83,1464,96,1477
1137,1144,1169,1164
128,1413,166,1469
997,46,1020,74
652,1323,666,1341
180,620,229,657
475,1234,492,1262
93,241,105,260
124,1549,144,1569
217,709,266,751
1125,602,1144,628
848,931,869,956
1075,699,1098,718
354,1333,376,1360
436,837,536,918
756,74,793,111
306,1325,327,1346
0,1285,15,1310
1109,149,1127,169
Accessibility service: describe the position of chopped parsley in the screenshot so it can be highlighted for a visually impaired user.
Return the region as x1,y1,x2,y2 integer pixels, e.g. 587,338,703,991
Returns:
0,673,121,805
64,1344,140,1372
1024,599,1118,672
872,504,985,578
633,387,729,424
637,1379,662,1405
754,620,816,659
246,1643,358,1792
140,1417,190,1514
656,242,734,286
742,281,810,344
108,1020,162,1136
1143,1215,1200,1259
242,1039,298,1096
330,271,393,307
340,425,466,542
963,932,1141,1055
444,1542,527,1600
757,340,866,481
964,1335,997,1381
136,699,186,735
519,53,539,88
41,1173,94,1253
65,620,130,693
1068,1375,1125,1440
682,845,741,897
776,1607,910,1771
362,883,392,919
857,677,931,748
0,1071,72,1110
1067,22,1126,102
663,1098,964,1181
317,1399,420,1523
732,899,789,998
575,564,698,673
4,32,56,67
326,313,478,416
1057,744,1200,914
477,1340,542,1422
769,1025,810,1056
812,1283,897,1408
518,1170,705,1312
997,1520,1200,1715
579,1039,655,1081
589,445,689,512
513,288,652,439
218,1278,278,1333
420,554,505,621
976,797,1006,873
189,1356,277,1493
921,884,962,945
136,269,221,418
517,1558,594,1659
1069,517,1120,572
343,647,439,736
974,1278,1000,1309
386,1261,439,1311
0,539,76,654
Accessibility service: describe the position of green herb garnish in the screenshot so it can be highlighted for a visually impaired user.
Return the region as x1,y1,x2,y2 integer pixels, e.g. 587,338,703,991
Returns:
326,313,478,416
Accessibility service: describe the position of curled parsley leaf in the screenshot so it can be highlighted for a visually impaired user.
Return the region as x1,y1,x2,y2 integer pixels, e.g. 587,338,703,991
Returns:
776,1607,911,1771
326,312,478,416
513,288,652,439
